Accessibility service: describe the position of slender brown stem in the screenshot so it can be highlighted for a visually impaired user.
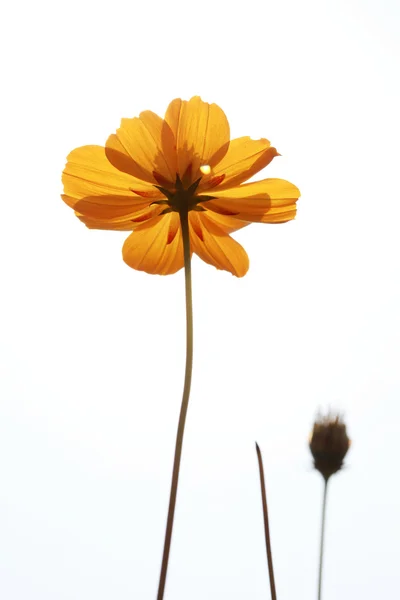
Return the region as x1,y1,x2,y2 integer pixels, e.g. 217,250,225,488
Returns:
255,442,277,600
317,478,329,600
157,210,193,600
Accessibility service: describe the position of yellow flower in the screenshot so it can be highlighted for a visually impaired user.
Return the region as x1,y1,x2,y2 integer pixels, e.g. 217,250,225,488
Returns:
62,96,300,277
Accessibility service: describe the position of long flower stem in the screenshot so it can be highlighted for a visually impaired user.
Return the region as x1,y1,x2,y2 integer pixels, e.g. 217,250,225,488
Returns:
317,479,329,600
157,209,193,600
255,443,277,600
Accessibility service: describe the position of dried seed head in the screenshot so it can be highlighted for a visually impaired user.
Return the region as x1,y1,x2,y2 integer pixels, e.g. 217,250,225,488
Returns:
309,413,351,481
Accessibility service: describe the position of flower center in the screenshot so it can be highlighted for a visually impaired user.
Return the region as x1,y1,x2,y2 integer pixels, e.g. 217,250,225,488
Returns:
153,174,215,216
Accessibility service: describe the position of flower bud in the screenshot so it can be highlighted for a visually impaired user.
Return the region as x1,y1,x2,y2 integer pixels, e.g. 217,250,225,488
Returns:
309,413,351,481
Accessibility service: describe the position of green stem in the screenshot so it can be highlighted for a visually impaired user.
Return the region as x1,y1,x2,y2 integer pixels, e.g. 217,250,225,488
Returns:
317,479,329,600
255,443,277,600
157,209,193,600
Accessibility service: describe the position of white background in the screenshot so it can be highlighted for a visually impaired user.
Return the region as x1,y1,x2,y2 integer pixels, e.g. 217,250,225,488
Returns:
1,0,399,598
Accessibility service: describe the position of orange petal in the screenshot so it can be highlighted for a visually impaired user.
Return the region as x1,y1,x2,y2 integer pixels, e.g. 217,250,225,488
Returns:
200,210,249,234
189,212,249,277
62,194,153,220
209,137,279,189
74,205,160,231
62,145,152,201
207,178,300,223
122,213,184,275
106,111,177,185
165,96,230,181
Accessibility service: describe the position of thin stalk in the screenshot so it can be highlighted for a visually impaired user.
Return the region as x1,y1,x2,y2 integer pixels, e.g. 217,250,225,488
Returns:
255,443,277,600
157,209,193,600
317,479,329,600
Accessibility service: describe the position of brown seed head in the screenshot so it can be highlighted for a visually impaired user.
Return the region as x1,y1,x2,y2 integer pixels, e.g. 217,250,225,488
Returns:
309,413,351,481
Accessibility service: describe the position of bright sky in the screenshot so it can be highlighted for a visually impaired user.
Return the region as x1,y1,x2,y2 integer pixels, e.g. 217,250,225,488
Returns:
1,0,400,598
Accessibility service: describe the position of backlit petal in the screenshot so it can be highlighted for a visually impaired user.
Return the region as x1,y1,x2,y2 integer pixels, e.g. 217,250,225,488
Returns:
74,205,160,231
62,145,154,198
122,213,184,275
165,96,230,181
206,137,279,189
189,212,249,277
106,111,176,185
62,194,152,219
206,178,300,223
201,210,249,234
62,145,164,221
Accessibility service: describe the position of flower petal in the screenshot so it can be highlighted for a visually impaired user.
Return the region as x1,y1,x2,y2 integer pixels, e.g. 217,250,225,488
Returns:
62,194,153,220
165,96,230,181
106,111,177,185
62,145,166,222
62,145,152,200
189,211,249,277
74,205,160,230
202,210,249,234
206,178,300,223
122,213,184,275
207,137,279,189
